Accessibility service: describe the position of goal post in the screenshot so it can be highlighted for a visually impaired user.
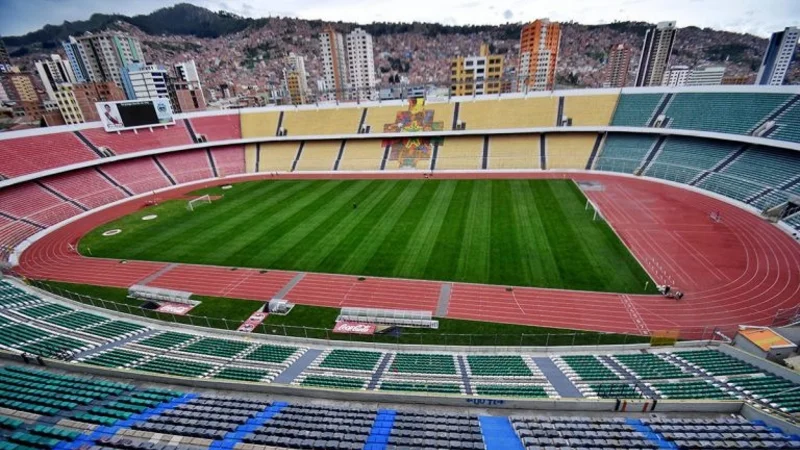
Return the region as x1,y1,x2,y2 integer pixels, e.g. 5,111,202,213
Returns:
187,195,212,211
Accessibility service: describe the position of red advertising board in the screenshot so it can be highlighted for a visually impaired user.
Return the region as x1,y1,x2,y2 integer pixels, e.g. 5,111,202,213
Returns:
155,302,195,315
332,321,376,335
237,311,268,333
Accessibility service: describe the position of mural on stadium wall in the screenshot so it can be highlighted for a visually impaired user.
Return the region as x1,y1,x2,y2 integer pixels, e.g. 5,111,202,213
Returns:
382,98,444,169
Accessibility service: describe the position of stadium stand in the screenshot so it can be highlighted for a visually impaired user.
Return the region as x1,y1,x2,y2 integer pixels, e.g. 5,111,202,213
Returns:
458,97,557,129
338,139,384,171
244,143,258,172
648,380,733,400
593,133,658,173
0,133,98,178
771,101,800,143
697,172,767,203
611,353,690,380
578,383,642,399
155,149,214,184
609,93,665,127
0,183,84,226
188,113,242,141
40,168,128,209
294,141,342,171
669,350,760,376
562,94,619,126
644,136,740,184
281,108,363,136
99,158,172,194
663,92,792,135
255,142,302,172
553,355,622,381
364,104,409,133
209,145,246,176
239,110,280,138
546,133,597,169
436,137,483,170
80,123,193,155
721,146,800,192
487,134,541,170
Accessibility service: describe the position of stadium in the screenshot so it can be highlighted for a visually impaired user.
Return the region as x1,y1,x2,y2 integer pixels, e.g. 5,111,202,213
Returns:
1,85,800,449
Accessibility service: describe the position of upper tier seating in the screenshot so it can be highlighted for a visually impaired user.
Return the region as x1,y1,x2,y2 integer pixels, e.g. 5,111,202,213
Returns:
610,93,664,127
281,107,364,136
0,183,83,226
664,92,791,135
562,94,619,126
644,136,739,184
41,168,127,209
81,123,193,155
188,114,242,141
771,100,800,143
99,158,172,194
209,145,246,176
239,111,280,138
0,133,98,178
156,149,213,184
594,133,657,173
458,97,556,129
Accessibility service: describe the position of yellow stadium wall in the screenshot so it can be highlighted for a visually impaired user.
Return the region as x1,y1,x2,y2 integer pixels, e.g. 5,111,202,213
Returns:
459,97,558,130
488,134,541,170
259,142,301,172
295,140,342,171
240,111,280,138
338,140,384,171
436,136,483,170
282,108,363,136
546,133,599,170
562,94,619,126
245,144,258,173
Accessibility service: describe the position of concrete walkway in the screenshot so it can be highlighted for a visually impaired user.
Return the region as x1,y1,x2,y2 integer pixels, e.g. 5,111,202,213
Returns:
272,348,323,384
273,273,306,299
532,356,582,398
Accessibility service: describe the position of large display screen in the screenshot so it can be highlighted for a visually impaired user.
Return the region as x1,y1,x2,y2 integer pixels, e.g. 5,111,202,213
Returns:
96,98,174,132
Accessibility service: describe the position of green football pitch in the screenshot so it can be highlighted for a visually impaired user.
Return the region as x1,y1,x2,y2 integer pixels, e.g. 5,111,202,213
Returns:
79,179,655,293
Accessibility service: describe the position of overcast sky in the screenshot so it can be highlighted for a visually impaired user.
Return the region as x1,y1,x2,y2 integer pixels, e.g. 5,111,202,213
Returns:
1,0,798,38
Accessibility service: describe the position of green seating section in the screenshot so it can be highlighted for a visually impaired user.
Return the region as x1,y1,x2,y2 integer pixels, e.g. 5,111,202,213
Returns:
664,93,790,135
73,389,180,425
242,344,298,364
610,93,664,127
729,375,800,414
18,336,88,356
772,101,800,143
45,311,107,330
181,338,251,359
594,134,658,173
83,320,146,339
134,357,214,378
83,349,148,368
651,380,732,400
301,375,367,390
698,172,766,203
613,354,690,380
0,281,40,308
0,315,10,327
135,331,194,349
18,303,73,319
722,146,800,191
318,349,382,371
587,383,642,399
467,355,533,377
0,366,132,416
672,350,760,376
212,367,272,382
558,355,618,381
473,384,548,398
645,136,738,182
0,415,24,430
389,353,457,375
7,431,63,449
379,381,461,394
28,424,81,441
0,323,52,348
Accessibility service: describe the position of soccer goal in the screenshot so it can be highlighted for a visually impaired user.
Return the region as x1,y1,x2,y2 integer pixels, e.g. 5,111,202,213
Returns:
187,195,212,211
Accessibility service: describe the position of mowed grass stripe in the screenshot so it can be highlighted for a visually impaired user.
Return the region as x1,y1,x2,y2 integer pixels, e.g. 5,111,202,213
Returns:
489,180,526,286
423,180,472,281
517,180,562,285
507,180,547,286
455,180,491,283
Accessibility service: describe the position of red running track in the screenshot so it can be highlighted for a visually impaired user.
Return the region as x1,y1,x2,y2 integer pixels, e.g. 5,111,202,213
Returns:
15,172,800,339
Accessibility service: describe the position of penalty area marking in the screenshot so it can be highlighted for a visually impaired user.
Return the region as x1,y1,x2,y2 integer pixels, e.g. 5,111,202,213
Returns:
142,215,158,221
102,229,122,237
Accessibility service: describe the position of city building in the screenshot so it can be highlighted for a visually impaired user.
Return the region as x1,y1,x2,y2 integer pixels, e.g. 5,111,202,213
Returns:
450,43,504,96
283,53,309,105
0,72,45,119
169,61,206,113
319,27,348,101
120,63,170,102
635,21,678,87
722,74,754,85
756,27,799,86
345,28,378,101
35,55,77,101
518,19,561,91
61,33,144,88
661,65,690,87
0,36,10,69
686,66,726,86
602,44,632,88
54,82,124,125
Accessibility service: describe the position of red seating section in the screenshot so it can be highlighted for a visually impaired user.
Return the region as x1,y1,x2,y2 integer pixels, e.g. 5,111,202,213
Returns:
100,158,172,195
157,150,213,184
41,169,128,209
81,123,193,155
210,146,246,176
0,183,84,226
0,133,98,178
190,114,241,141
0,216,41,261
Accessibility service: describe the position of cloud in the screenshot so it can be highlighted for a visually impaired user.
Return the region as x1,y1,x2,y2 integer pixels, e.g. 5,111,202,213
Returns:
503,9,514,20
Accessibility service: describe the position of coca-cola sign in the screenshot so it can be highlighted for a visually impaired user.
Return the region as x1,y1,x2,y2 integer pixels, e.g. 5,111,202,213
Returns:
332,321,376,335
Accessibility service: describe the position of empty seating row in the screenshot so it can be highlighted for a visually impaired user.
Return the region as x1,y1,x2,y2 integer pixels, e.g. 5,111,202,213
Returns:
664,93,791,136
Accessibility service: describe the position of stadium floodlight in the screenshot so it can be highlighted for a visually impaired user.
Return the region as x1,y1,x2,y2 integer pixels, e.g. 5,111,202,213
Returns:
187,195,212,211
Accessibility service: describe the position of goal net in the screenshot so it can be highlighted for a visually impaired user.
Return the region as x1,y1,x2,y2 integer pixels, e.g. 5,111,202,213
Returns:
187,195,212,211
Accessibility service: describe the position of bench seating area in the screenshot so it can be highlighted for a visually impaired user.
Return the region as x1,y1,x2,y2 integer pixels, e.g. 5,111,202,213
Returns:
594,133,657,173
610,93,664,127
644,136,739,184
664,93,792,136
